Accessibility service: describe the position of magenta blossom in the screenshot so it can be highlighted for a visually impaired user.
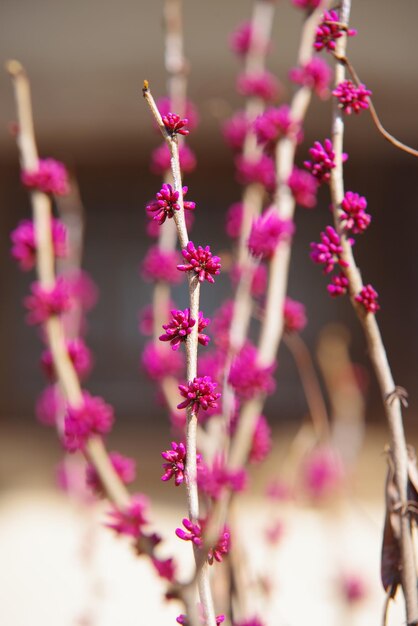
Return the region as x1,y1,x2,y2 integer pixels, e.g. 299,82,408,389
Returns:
25,277,72,324
176,518,230,565
314,10,357,53
151,143,196,175
64,392,114,452
355,284,380,313
225,202,243,238
177,242,221,283
235,154,276,191
248,210,294,260
302,446,344,500
223,112,249,152
161,441,194,486
86,452,136,496
141,245,184,284
228,344,276,399
304,138,337,184
292,0,321,9
152,557,176,583
35,385,64,426
287,167,319,208
340,191,371,234
160,308,210,351
327,272,349,297
237,71,281,102
21,158,70,195
146,184,195,225
310,226,348,274
234,619,265,626
177,376,221,413
41,338,92,381
249,415,272,463
333,80,371,115
229,21,268,56
66,269,99,312
289,57,332,98
157,97,199,130
266,479,293,502
141,342,183,381
284,297,307,333
340,573,368,604
10,218,67,271
162,112,189,136
176,615,225,626
254,106,302,150
208,528,231,565
175,517,203,547
107,493,149,539
198,455,247,499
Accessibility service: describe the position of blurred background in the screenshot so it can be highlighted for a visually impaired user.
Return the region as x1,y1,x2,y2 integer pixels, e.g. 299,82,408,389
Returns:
0,1,418,625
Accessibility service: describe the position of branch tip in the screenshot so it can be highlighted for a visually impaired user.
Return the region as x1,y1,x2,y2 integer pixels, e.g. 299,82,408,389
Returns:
142,79,149,95
5,59,24,77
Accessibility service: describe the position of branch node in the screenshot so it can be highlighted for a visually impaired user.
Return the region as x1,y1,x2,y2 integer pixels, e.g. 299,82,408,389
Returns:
385,386,409,408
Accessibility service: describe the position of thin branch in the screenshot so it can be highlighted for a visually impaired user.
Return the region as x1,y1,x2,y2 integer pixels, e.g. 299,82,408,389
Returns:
328,3,418,621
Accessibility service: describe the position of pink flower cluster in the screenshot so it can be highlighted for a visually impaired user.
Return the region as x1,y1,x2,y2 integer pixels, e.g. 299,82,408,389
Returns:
175,518,231,565
162,112,189,136
327,272,349,297
35,385,65,426
177,242,221,283
225,202,243,238
198,455,247,499
142,342,183,381
340,191,371,234
229,21,269,57
161,441,189,486
25,277,72,325
176,614,225,626
333,80,371,115
177,376,221,413
21,158,70,196
289,57,332,98
314,10,357,53
292,0,321,9
310,226,349,274
254,106,302,151
146,184,195,225
355,284,380,313
235,154,276,191
107,493,149,539
249,415,272,463
86,451,136,496
283,297,307,333
151,144,196,176
160,308,210,351
63,392,114,452
228,344,276,400
248,210,294,260
157,97,199,131
10,219,67,271
287,167,318,208
41,338,92,381
223,112,250,152
304,138,336,184
302,446,344,500
141,245,183,284
237,71,281,102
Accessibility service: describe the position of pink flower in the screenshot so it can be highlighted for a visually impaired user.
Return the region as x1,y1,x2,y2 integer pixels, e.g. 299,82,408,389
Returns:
304,138,336,184
310,226,348,274
176,615,225,626
237,71,281,102
292,0,321,9
176,518,230,565
162,112,189,136
141,245,184,284
225,203,243,238
229,21,268,56
314,10,357,53
86,451,136,495
175,517,203,547
340,573,367,604
340,191,371,233
177,376,221,413
138,300,175,336
21,158,70,195
265,518,285,545
249,415,272,463
333,80,371,115
177,242,221,283
35,385,64,426
289,57,332,98
254,106,302,150
146,184,195,225
41,338,92,381
234,619,265,626
141,342,183,381
228,344,276,399
66,270,99,312
235,154,276,191
302,446,344,499
266,479,292,501
107,493,149,538
198,455,247,499
208,528,230,565
10,218,67,271
287,167,319,208
355,284,380,313
327,272,349,297
157,97,199,130
152,557,177,582
63,392,114,452
151,144,197,175
161,441,188,486
284,297,307,333
24,277,72,324
223,112,250,152
160,308,210,351
248,210,294,260
211,300,234,350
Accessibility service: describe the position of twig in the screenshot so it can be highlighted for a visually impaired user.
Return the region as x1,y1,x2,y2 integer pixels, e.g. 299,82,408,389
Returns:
328,2,418,621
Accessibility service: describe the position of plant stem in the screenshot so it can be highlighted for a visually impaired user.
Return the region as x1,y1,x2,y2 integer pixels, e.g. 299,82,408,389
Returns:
328,1,418,620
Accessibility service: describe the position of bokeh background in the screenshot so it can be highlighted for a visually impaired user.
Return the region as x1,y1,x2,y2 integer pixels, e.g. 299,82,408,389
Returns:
0,1,418,625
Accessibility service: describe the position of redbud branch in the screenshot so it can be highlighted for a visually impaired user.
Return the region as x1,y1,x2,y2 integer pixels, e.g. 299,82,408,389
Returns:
333,53,418,158
328,2,418,621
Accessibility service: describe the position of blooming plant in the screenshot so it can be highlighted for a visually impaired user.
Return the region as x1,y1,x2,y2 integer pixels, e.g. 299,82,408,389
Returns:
6,0,418,625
